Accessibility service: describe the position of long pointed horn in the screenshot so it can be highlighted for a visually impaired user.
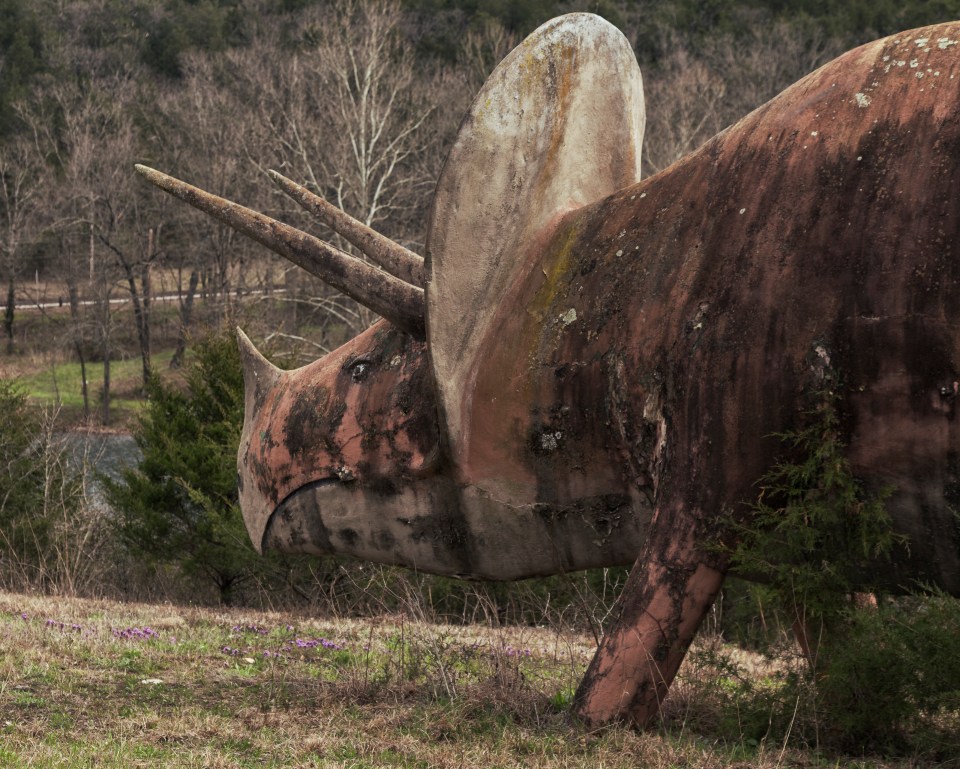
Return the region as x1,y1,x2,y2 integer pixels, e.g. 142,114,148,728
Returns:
268,170,425,288
135,165,424,338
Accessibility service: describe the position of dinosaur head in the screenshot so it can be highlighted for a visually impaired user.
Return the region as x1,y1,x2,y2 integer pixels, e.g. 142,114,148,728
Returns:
136,14,652,578
236,322,441,554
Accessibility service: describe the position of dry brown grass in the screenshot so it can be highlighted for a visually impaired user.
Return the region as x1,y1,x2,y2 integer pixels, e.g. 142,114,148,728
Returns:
0,591,940,768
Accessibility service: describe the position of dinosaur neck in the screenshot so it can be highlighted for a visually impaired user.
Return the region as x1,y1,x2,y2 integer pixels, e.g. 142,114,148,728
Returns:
451,196,666,509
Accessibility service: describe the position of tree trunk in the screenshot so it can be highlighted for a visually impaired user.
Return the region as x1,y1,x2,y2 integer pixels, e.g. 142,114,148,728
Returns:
66,278,89,418
219,576,235,607
217,250,231,321
98,278,111,425
101,230,154,390
120,266,149,389
792,613,823,672
101,335,110,426
573,504,726,727
4,277,14,355
141,256,151,383
171,269,199,369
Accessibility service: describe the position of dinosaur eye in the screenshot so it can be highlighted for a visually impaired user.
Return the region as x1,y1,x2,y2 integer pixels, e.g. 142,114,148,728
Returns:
348,359,373,383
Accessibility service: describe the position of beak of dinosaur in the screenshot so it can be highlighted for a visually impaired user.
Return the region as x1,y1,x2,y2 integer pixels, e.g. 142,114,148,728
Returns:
133,164,425,338
234,327,283,550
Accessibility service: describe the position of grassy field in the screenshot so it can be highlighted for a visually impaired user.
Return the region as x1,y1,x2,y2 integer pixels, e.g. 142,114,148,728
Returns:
0,591,942,769
0,307,182,427
6,351,179,421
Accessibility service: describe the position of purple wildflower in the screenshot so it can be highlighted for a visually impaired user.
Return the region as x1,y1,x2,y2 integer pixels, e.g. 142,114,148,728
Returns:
231,624,268,635
501,645,533,658
112,626,160,641
291,636,345,652
43,619,85,634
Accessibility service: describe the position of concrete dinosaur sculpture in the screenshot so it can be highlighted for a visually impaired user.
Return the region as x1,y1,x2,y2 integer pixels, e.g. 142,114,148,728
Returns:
137,14,960,727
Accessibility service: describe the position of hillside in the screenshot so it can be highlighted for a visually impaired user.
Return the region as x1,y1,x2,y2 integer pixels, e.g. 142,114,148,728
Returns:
4,0,960,426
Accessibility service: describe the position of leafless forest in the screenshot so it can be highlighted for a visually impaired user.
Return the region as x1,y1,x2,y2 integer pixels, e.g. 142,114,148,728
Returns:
0,0,857,424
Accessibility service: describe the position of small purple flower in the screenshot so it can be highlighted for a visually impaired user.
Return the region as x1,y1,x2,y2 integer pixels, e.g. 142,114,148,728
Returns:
290,636,345,652
112,626,160,641
42,619,85,634
232,624,268,635
499,645,533,658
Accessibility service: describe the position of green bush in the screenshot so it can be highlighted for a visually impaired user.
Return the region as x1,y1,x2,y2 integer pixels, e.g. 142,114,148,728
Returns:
105,333,267,605
714,387,960,756
0,379,100,593
815,591,960,753
727,389,901,635
689,592,960,757
0,379,51,573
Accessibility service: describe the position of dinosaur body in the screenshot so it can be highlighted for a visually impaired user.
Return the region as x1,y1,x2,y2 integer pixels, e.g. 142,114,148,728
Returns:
139,15,960,727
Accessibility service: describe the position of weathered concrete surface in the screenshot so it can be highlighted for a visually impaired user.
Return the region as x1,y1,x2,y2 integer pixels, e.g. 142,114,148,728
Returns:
426,13,644,465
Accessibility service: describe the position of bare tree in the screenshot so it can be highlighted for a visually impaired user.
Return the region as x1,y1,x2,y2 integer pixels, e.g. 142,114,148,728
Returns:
256,0,432,230
642,46,728,175
642,16,842,176
92,86,186,391
220,0,437,340
23,70,142,422
156,53,275,364
18,80,97,417
701,17,842,119
0,133,42,355
459,17,517,91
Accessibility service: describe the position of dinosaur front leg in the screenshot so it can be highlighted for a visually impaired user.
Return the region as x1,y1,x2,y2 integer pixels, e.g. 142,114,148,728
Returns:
573,506,726,727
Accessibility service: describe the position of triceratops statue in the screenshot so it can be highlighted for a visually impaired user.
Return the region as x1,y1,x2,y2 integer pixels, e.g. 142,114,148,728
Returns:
137,14,960,727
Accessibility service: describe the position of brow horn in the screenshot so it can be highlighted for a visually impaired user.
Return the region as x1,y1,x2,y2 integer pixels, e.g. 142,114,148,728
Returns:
134,165,424,338
268,170,425,288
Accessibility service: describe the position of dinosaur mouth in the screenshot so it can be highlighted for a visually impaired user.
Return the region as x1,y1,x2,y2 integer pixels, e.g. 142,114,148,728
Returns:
258,473,482,575
258,475,480,576
256,473,654,581
261,478,344,555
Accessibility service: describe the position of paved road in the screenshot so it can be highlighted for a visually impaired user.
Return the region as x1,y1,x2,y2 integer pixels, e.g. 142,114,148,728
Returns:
13,288,287,312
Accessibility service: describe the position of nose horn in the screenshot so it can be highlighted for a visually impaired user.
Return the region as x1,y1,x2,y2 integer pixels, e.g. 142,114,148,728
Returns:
237,328,282,410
